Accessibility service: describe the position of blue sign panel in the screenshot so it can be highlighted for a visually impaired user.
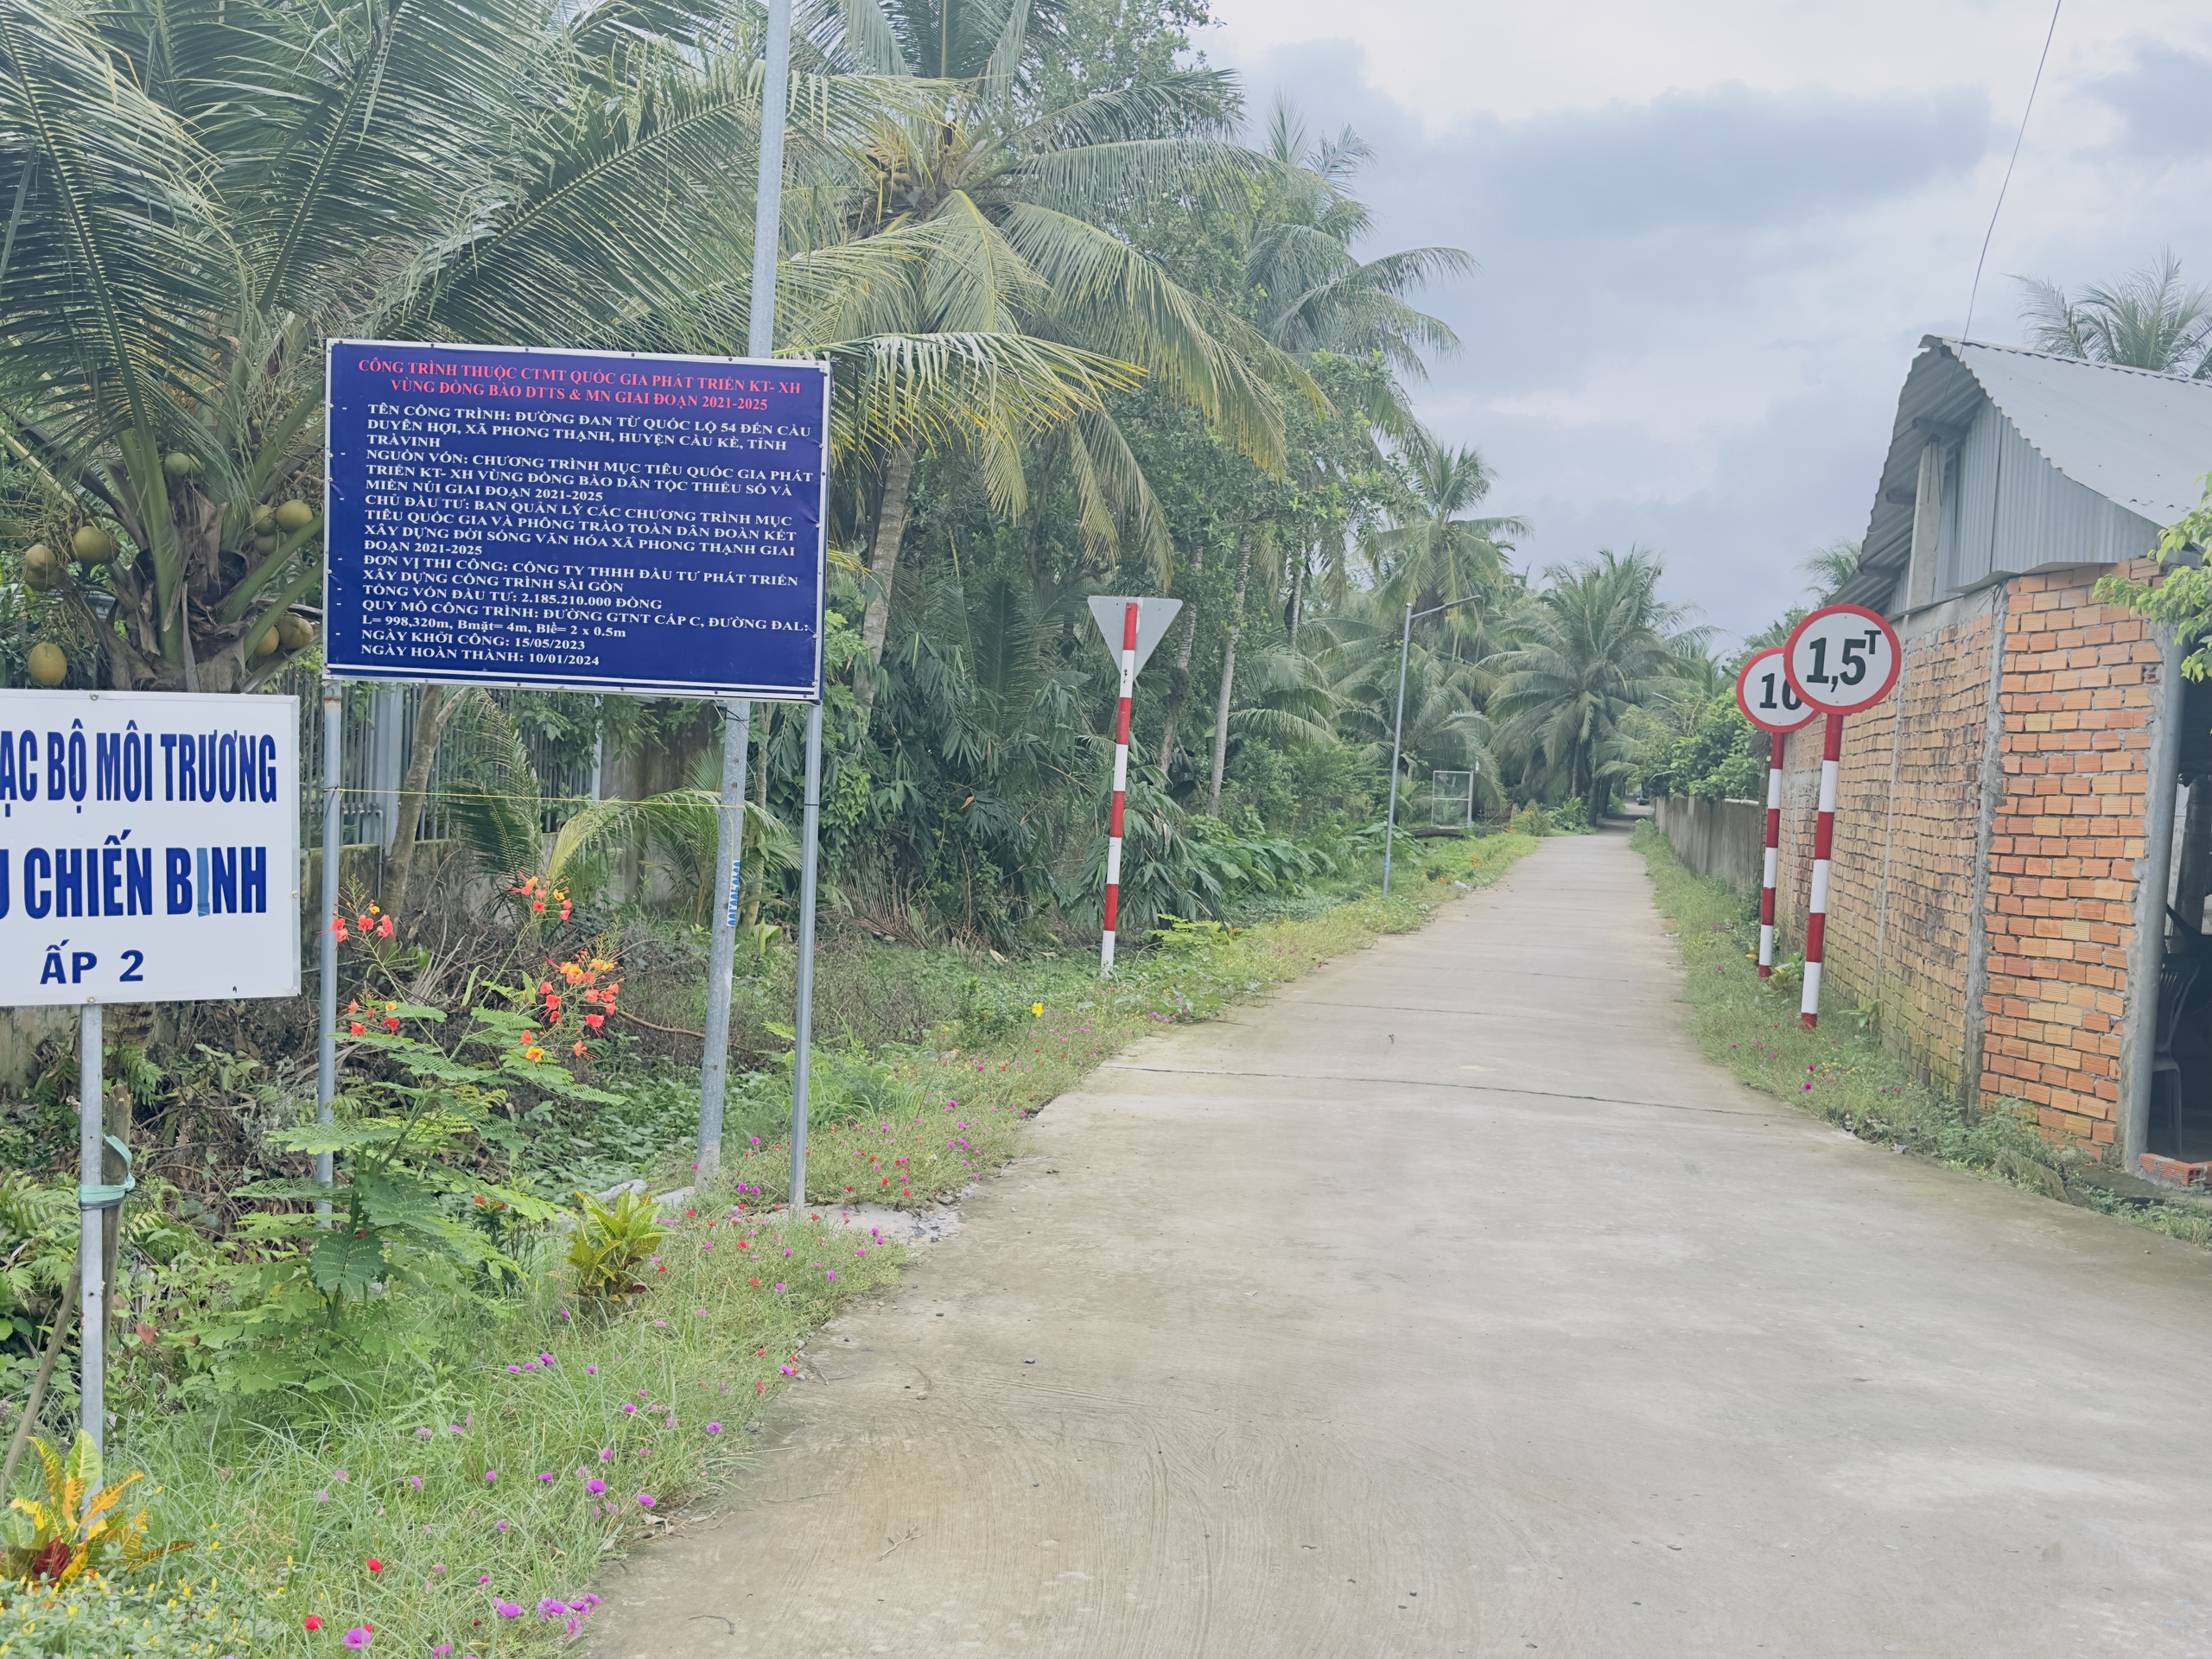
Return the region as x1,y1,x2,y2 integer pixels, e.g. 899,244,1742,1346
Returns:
323,340,829,700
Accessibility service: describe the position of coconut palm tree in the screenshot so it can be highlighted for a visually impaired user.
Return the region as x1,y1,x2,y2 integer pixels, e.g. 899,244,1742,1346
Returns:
1489,548,1707,821
1316,593,1496,813
2014,250,2212,377
1802,537,1865,601
0,0,1131,692
802,0,1301,705
1365,429,1528,658
1245,99,1471,424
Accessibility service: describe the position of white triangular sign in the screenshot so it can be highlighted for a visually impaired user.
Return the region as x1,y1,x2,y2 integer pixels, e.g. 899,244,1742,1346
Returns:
1087,596,1184,677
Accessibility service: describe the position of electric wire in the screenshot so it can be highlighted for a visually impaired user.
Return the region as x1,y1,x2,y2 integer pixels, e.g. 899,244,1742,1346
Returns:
1963,0,2064,340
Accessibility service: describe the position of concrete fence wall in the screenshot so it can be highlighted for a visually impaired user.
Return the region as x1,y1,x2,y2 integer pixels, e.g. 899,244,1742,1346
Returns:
1656,795,1765,894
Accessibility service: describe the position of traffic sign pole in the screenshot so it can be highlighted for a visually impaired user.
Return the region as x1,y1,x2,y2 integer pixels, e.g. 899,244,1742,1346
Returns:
1781,604,1902,1032
1102,601,1137,976
1733,645,1815,983
1801,711,1845,1029
1084,595,1180,976
1760,758,1783,979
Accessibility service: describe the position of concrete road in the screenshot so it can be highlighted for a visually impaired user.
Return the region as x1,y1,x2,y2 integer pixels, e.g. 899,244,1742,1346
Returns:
592,831,2212,1658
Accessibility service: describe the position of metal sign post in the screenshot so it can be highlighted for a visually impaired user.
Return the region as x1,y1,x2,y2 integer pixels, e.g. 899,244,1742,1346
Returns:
316,683,340,1200
1781,604,1903,1028
76,1003,103,1461
787,702,823,1211
0,689,302,1459
1084,596,1181,975
696,700,752,1181
1734,646,1818,980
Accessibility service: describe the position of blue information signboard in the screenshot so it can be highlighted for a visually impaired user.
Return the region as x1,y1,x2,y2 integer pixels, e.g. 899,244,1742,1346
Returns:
323,340,829,700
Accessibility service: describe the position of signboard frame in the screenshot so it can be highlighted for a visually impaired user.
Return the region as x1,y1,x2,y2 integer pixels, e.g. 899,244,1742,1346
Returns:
322,337,833,704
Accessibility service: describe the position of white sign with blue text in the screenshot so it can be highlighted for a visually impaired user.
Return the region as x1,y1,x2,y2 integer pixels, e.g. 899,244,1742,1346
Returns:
0,690,300,1006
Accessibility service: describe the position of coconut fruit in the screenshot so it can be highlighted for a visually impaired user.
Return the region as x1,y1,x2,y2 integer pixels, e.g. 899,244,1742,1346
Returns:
162,450,199,480
250,504,274,531
275,611,315,651
22,543,60,591
71,525,118,564
26,642,66,686
274,498,314,531
253,532,279,556
250,626,279,660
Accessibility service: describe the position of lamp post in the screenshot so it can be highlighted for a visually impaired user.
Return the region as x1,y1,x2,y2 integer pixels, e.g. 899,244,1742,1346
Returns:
1382,593,1484,896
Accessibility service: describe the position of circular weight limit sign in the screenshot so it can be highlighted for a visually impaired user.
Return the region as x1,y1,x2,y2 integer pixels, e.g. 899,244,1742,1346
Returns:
1735,646,1819,734
1783,603,1902,715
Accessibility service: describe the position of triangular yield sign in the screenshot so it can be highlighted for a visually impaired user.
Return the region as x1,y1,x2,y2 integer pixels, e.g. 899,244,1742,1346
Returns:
1086,595,1184,677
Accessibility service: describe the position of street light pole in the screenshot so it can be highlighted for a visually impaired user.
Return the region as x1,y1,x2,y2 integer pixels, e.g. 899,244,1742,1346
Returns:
1382,593,1484,897
1382,602,1413,895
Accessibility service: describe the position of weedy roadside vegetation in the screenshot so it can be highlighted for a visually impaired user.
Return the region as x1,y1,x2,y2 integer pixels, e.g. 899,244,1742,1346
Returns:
1632,823,2212,1249
2,833,1534,1656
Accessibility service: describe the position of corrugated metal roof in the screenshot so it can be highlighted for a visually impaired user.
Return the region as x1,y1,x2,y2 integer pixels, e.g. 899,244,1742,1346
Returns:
1950,340,2212,522
1839,339,2212,611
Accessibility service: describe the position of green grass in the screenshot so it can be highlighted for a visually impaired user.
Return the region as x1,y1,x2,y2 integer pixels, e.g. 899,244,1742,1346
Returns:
56,833,1541,1657
1630,822,2212,1249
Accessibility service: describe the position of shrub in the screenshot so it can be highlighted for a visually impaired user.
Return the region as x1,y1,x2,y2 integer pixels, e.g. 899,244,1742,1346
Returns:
2,1436,182,1587
1509,804,1555,837
0,1571,287,1655
566,1188,665,1301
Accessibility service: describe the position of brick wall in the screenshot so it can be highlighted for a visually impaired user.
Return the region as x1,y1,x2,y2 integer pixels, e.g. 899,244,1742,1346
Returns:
1830,596,1996,1095
1980,569,2159,1145
1770,567,2164,1147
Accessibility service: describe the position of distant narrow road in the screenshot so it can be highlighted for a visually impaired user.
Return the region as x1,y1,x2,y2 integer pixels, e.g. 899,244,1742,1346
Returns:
594,831,2212,1658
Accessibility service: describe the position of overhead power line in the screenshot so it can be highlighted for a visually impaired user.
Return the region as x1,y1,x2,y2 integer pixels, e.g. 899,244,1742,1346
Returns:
1963,0,2064,340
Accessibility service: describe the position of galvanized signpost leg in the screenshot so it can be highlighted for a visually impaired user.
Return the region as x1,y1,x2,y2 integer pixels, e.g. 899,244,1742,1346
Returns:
747,0,817,1210
697,702,751,1181
76,1003,103,1462
317,681,341,1205
787,702,823,1212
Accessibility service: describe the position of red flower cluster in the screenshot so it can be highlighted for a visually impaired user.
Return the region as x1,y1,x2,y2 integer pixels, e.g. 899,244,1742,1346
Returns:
511,874,573,923
516,949,622,1063
330,906,396,943
343,999,404,1038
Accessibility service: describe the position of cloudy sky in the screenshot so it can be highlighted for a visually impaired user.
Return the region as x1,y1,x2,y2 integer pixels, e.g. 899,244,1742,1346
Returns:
1205,0,2212,644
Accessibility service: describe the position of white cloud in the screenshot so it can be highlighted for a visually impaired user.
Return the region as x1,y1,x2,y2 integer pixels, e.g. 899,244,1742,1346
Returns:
1211,1,2212,640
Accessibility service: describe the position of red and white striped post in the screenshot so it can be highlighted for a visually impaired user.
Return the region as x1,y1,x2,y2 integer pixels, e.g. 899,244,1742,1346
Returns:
1101,599,1138,976
1800,712,1844,1028
1733,645,1814,980
1782,603,1901,1031
1759,755,1783,978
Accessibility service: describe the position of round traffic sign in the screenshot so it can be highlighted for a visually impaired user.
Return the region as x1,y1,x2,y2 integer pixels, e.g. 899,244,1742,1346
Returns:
1783,603,1901,715
1734,646,1818,734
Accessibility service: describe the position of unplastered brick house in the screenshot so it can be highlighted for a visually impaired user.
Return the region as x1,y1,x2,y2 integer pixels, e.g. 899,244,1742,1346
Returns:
1769,339,2212,1181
